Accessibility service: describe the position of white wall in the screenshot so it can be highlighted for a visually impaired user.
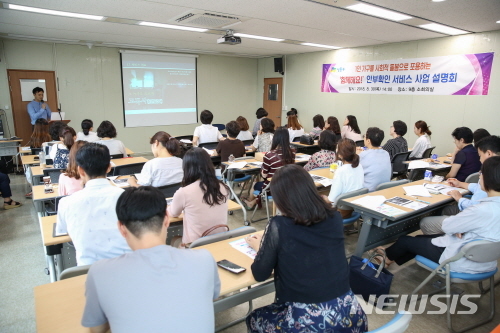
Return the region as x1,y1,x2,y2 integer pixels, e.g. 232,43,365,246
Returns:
0,40,258,152
258,31,500,156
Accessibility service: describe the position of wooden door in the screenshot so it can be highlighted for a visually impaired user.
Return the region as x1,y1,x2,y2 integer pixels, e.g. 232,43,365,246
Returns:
7,70,58,145
263,78,283,127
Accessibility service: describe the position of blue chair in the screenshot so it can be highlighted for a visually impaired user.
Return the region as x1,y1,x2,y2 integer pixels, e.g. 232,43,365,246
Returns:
367,311,412,333
336,188,369,232
411,240,500,333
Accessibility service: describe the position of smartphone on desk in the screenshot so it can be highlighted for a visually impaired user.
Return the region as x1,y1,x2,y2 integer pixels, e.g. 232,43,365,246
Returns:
217,260,246,274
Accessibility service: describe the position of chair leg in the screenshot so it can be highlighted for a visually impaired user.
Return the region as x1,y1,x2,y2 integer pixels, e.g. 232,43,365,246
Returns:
448,275,496,333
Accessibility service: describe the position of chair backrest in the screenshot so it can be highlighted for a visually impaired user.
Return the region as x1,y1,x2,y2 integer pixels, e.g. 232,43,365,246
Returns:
367,311,412,333
31,147,42,156
42,168,65,184
460,240,500,263
422,146,435,159
213,124,225,131
113,162,146,176
189,226,257,249
59,264,91,280
110,154,123,159
157,182,182,198
375,179,409,191
391,151,411,174
242,139,254,146
336,188,369,211
355,140,365,147
199,141,219,150
175,135,194,141
465,172,480,184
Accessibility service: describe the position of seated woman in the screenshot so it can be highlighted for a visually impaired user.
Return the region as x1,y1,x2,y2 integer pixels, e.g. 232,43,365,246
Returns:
446,127,481,182
324,139,365,218
128,131,183,188
309,114,324,138
95,120,127,158
236,116,254,141
29,118,51,149
382,120,408,160
45,121,65,159
58,141,86,196
167,148,229,247
251,118,275,153
245,164,368,333
252,108,268,137
409,120,432,159
53,126,76,169
380,156,500,274
1,172,22,210
286,115,304,142
76,119,99,142
473,128,490,148
324,116,342,142
244,127,295,209
304,130,337,171
341,115,363,141
192,110,223,146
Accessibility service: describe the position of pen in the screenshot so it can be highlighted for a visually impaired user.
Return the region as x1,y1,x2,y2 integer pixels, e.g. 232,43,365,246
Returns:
413,198,431,204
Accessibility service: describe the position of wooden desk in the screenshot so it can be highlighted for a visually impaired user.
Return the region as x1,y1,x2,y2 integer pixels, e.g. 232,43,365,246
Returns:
21,154,40,166
125,147,134,156
290,140,319,148
111,156,147,166
340,179,458,257
41,216,71,246
34,231,270,333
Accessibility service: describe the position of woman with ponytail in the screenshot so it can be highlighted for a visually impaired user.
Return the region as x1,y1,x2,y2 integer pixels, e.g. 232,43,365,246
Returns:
53,126,76,169
409,120,432,159
76,119,98,142
324,138,364,218
128,131,183,187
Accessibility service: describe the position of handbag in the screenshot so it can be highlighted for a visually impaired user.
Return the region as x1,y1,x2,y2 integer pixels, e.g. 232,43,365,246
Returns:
349,250,394,303
299,134,314,145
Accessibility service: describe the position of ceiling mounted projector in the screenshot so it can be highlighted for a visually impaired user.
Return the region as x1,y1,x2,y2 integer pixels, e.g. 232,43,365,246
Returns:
217,29,241,45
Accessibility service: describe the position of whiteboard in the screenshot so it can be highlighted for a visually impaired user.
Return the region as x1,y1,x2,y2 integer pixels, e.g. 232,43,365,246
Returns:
20,79,47,102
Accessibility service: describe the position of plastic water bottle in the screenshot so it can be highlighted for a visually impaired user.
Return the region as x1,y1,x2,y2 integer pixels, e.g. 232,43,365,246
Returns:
39,151,45,167
228,154,235,163
330,162,338,173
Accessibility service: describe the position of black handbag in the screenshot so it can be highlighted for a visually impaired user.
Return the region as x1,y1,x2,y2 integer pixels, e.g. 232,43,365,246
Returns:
349,251,394,303
299,134,314,145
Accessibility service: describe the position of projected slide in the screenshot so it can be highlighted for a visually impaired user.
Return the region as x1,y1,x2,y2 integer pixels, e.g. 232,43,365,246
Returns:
121,51,198,127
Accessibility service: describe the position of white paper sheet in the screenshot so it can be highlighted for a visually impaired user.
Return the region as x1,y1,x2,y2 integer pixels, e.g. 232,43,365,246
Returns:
408,160,429,169
296,154,311,161
351,195,387,209
134,173,141,179
229,238,257,259
227,161,247,169
202,147,214,155
403,201,428,210
180,139,192,143
403,185,432,197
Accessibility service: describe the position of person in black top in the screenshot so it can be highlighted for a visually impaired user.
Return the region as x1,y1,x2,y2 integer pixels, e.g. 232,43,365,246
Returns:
446,127,481,182
382,120,408,160
245,164,368,333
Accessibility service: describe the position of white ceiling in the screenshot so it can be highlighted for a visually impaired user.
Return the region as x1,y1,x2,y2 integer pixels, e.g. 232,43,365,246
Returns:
0,0,499,57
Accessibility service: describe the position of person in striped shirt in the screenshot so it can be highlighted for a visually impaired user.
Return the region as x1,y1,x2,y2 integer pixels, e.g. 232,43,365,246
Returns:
382,120,408,160
243,127,295,210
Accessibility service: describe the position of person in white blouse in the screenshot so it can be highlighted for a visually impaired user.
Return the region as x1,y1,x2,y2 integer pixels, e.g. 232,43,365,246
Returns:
341,115,363,142
128,131,183,188
76,119,99,142
323,139,364,218
287,115,304,142
236,116,254,141
56,143,131,266
380,156,500,274
192,110,224,146
95,120,128,158
409,120,432,159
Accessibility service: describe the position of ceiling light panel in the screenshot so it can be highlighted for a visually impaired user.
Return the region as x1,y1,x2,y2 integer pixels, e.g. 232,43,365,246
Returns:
419,23,468,35
233,33,284,42
8,4,105,21
347,3,412,21
139,21,207,32
301,42,341,49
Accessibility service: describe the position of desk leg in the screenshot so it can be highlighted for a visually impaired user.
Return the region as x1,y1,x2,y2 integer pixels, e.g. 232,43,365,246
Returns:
46,254,56,283
354,216,373,257
226,179,249,226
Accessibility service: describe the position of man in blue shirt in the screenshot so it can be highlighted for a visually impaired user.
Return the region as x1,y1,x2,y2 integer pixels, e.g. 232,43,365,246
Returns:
27,87,51,128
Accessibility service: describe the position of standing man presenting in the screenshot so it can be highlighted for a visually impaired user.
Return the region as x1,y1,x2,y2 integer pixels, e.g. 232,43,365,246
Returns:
27,87,51,130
